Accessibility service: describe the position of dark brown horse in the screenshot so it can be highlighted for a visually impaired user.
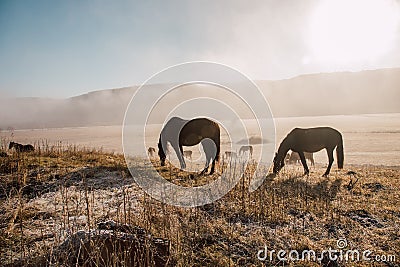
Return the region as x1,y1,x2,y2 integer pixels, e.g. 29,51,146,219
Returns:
158,117,220,175
9,141,34,152
273,127,343,176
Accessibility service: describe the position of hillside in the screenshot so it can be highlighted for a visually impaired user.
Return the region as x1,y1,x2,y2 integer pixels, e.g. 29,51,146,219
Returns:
1,68,399,129
259,68,400,117
0,87,135,129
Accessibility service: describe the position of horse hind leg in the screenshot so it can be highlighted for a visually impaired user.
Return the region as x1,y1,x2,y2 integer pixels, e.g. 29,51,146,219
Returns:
200,138,218,175
200,159,210,175
323,148,334,177
209,146,219,175
200,149,215,175
209,156,217,175
199,154,210,175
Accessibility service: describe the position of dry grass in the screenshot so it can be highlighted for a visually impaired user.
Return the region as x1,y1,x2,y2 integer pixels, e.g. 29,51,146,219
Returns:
0,140,399,266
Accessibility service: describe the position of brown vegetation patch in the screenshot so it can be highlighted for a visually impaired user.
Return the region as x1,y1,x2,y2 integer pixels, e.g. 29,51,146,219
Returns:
0,146,399,266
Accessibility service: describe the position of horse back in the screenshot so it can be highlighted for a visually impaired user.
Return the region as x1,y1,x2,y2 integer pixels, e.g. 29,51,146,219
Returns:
290,127,341,140
22,144,34,152
181,118,220,138
287,127,342,152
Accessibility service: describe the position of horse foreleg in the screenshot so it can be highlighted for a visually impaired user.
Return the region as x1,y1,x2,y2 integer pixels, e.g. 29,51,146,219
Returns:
323,149,334,177
298,152,309,176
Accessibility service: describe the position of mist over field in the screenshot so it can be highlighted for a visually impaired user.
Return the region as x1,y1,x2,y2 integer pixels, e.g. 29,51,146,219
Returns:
1,68,399,130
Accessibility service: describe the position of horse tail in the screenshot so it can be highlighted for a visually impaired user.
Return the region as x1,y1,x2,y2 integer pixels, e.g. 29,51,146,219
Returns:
216,137,220,162
215,127,221,162
336,134,344,169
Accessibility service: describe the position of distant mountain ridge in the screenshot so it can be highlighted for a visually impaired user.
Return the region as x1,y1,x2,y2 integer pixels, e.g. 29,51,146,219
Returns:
259,68,400,117
1,68,399,129
0,87,135,129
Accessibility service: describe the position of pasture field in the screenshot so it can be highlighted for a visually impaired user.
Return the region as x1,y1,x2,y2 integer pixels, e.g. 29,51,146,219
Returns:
0,142,399,266
6,113,400,166
0,113,399,266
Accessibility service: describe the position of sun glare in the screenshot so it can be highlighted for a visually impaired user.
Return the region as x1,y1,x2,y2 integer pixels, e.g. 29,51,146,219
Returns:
308,0,400,64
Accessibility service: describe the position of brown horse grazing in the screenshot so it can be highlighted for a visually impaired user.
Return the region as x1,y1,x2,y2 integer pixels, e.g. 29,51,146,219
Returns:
273,127,343,177
9,141,34,152
158,117,220,175
287,152,314,166
239,145,253,158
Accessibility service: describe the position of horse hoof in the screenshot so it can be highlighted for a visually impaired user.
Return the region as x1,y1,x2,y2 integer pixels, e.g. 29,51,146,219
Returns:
322,174,329,177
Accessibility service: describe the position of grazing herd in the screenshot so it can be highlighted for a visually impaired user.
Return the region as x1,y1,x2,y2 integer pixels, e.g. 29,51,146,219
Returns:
150,117,344,177
3,118,345,178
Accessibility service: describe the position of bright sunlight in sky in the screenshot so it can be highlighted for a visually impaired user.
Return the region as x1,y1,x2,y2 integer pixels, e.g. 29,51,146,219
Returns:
1,1,400,97
308,0,400,64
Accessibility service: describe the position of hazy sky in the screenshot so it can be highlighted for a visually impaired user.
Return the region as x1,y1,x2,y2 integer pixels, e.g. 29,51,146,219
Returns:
1,0,399,98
